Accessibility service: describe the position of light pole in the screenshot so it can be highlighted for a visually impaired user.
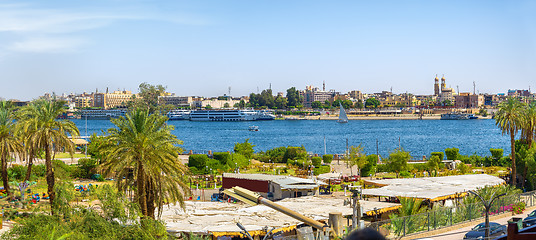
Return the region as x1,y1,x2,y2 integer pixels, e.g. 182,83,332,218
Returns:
468,190,506,239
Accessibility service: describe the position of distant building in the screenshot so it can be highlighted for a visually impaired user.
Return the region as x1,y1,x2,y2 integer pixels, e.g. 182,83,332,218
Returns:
508,89,531,97
348,90,364,100
159,95,194,107
300,85,335,108
92,93,105,108
222,173,323,200
454,93,484,108
74,95,92,108
105,90,133,109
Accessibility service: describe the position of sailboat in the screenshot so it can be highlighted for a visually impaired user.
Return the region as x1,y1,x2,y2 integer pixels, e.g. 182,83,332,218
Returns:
337,103,349,123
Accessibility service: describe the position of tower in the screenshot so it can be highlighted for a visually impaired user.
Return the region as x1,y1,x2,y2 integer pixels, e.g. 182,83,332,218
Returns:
441,74,446,91
323,81,326,91
434,75,440,96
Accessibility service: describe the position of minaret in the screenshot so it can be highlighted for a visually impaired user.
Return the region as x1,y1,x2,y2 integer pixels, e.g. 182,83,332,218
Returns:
323,81,326,91
434,75,440,96
441,74,446,91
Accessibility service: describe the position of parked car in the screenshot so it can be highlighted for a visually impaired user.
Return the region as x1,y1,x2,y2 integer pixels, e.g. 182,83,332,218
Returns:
463,222,506,239
523,210,536,227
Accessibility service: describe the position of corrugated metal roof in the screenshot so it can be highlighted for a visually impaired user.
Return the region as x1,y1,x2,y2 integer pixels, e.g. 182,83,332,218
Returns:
223,173,325,190
362,174,505,200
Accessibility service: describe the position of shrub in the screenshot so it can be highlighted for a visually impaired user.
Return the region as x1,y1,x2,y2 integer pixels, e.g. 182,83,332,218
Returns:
376,164,390,173
399,171,412,178
32,164,46,178
311,157,322,168
490,148,504,160
234,139,255,159
75,158,98,179
52,160,73,180
361,154,378,176
265,147,287,163
322,154,333,164
283,146,307,162
188,154,209,169
445,148,460,160
227,153,250,169
8,165,26,181
430,152,444,160
213,152,231,165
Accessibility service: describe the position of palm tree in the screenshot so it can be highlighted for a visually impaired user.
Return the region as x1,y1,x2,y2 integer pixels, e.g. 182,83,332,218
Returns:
0,101,22,197
100,109,189,219
495,97,524,186
18,99,79,214
521,102,536,146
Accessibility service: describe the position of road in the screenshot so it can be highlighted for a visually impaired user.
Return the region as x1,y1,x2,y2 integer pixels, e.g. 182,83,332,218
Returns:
421,210,531,240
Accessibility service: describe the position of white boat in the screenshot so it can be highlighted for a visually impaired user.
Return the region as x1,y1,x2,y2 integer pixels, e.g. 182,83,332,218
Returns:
189,110,258,121
248,126,259,131
167,109,191,120
256,110,276,120
337,103,348,123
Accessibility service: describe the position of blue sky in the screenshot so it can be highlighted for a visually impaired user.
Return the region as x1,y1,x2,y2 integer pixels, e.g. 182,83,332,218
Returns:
1,0,535,101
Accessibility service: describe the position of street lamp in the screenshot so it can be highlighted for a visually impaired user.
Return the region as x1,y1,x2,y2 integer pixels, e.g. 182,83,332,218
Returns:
468,190,506,239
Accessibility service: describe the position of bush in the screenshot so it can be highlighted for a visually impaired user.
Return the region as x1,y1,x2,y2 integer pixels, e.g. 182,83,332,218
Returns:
8,165,26,181
361,154,378,176
445,148,460,160
32,164,46,178
75,158,98,179
227,153,250,169
265,147,288,163
283,146,307,162
490,148,504,159
213,152,231,165
399,171,412,178
234,139,255,159
322,154,333,164
52,160,73,180
430,152,444,161
311,157,322,168
376,164,390,173
188,154,210,169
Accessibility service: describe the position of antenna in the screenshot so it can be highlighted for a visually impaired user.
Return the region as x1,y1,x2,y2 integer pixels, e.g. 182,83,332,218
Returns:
473,81,476,95
457,85,459,95
390,87,393,93
269,83,271,90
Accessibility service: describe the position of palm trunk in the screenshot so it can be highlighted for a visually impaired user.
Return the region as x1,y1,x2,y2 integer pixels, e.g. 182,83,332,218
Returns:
137,163,148,217
146,179,156,219
510,131,517,186
45,143,56,215
1,152,11,198
24,150,34,182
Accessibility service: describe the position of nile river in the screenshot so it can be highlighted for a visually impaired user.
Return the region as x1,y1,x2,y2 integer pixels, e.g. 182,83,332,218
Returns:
72,119,510,158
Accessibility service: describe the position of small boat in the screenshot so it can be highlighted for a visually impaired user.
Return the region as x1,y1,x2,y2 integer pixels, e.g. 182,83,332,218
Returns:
337,103,348,123
248,126,259,131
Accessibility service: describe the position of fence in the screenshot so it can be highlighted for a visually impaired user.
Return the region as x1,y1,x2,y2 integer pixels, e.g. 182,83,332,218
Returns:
365,190,536,238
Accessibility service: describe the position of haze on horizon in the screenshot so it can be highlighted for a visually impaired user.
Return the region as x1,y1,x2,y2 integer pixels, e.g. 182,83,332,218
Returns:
1,0,535,101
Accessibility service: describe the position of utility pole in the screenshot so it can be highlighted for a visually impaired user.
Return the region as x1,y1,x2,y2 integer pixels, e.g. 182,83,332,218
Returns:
376,139,380,164
346,138,349,168
324,136,327,155
350,189,362,230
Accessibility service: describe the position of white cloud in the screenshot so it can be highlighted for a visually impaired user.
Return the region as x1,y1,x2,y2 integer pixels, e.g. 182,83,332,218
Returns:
8,37,87,53
0,2,210,53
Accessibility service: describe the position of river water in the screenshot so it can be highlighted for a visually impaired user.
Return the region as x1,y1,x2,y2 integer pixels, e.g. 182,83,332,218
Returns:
71,119,510,158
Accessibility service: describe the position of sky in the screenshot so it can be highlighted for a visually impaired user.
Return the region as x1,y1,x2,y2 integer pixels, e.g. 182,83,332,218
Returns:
1,0,535,101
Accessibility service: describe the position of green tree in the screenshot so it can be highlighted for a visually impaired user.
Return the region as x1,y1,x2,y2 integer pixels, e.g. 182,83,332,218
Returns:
100,109,189,219
18,99,79,214
386,148,410,177
427,155,441,177
322,154,333,164
354,100,364,109
311,101,323,109
286,87,302,108
205,105,212,109
283,146,307,163
445,147,460,160
234,139,255,159
223,102,230,108
521,102,536,146
311,156,322,168
479,108,488,117
87,133,107,163
347,145,367,176
274,96,288,109
238,99,247,109
361,154,378,176
430,152,444,161
0,101,21,196
495,97,524,185
127,82,168,114
365,98,380,109
323,100,332,109
342,100,353,109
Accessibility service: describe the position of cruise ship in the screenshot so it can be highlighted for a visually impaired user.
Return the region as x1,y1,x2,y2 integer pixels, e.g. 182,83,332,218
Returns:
187,109,275,121
79,109,127,120
440,113,478,120
167,110,191,120
189,110,259,121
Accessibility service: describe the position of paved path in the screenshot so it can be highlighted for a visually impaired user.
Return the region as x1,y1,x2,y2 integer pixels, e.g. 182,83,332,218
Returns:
422,211,531,240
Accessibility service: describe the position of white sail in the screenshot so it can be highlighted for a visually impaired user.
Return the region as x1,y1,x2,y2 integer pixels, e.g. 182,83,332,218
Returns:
337,103,348,123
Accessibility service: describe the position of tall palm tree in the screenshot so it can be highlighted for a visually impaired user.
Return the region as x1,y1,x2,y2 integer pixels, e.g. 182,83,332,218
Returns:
18,99,79,214
495,97,524,186
521,102,536,147
0,101,22,197
100,109,189,219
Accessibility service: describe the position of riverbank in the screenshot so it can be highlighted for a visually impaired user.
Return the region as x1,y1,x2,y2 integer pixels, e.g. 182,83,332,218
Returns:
282,114,492,120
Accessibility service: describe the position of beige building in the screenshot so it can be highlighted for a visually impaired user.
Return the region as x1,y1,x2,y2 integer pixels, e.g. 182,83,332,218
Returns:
159,95,194,107
74,96,92,108
199,98,242,109
455,93,484,108
104,90,133,109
